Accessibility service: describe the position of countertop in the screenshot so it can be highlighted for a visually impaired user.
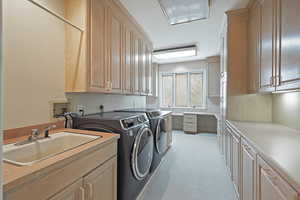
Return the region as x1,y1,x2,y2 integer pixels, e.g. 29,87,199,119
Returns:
227,120,300,193
3,128,119,192
172,112,220,120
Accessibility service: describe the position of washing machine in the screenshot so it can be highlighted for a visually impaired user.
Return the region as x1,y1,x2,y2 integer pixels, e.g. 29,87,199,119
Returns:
115,108,172,173
70,112,154,200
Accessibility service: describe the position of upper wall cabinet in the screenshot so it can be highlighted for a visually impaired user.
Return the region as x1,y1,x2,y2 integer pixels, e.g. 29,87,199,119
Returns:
248,1,261,93
259,0,276,92
276,0,300,91
65,0,153,94
248,0,300,93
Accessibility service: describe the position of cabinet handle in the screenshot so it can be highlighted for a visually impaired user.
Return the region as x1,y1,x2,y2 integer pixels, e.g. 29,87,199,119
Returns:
86,183,93,200
263,168,278,184
78,187,85,200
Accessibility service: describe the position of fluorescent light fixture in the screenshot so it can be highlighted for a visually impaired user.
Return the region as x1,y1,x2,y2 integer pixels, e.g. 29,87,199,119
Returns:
158,0,210,25
153,45,197,60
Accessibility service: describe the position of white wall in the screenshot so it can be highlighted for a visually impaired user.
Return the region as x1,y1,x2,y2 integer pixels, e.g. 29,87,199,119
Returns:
3,0,146,130
153,60,220,113
273,91,300,131
3,0,67,129
67,93,146,114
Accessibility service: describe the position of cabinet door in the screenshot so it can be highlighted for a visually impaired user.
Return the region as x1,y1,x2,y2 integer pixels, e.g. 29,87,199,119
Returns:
89,0,107,92
107,8,123,93
248,1,262,93
123,27,132,94
145,45,152,95
225,128,232,175
132,33,140,94
84,157,117,200
49,179,84,200
257,156,299,200
241,140,256,200
260,0,276,92
231,131,240,197
276,0,300,91
139,40,146,95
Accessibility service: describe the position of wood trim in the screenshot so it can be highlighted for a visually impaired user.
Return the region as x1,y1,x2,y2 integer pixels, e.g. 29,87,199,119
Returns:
3,120,65,140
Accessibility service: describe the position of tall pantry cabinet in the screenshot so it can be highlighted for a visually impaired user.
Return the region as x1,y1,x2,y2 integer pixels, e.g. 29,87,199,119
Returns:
65,0,153,95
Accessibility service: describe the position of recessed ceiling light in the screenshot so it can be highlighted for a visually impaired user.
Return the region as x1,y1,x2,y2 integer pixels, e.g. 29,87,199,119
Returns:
158,0,210,25
153,45,197,60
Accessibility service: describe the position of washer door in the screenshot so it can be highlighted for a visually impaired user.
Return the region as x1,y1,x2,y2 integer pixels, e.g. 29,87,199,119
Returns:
155,118,168,154
131,126,154,180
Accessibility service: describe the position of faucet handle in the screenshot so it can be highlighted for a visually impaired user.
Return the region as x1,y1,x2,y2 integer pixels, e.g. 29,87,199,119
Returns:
31,129,40,136
44,125,57,138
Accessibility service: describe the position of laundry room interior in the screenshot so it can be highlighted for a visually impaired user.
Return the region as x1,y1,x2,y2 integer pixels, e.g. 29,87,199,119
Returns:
1,0,300,200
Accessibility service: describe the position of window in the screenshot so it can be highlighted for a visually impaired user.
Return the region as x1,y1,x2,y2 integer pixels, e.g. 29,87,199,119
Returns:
160,71,207,108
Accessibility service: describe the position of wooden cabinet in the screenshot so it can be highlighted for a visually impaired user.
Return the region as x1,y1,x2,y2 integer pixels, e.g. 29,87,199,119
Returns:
227,126,241,198
107,6,123,93
224,127,232,175
65,0,153,95
139,40,146,95
123,27,132,94
152,63,159,97
50,157,117,200
83,157,117,200
257,155,299,200
145,45,153,95
248,0,300,93
260,0,276,92
248,1,261,93
241,139,256,200
276,0,300,91
132,33,140,94
89,0,107,93
222,122,300,200
49,180,84,200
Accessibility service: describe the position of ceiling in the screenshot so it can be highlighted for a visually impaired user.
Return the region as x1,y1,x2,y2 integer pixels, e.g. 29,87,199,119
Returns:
119,0,249,63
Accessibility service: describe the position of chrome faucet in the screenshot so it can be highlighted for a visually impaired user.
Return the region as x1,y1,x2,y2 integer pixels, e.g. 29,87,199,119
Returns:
28,129,41,141
43,125,57,138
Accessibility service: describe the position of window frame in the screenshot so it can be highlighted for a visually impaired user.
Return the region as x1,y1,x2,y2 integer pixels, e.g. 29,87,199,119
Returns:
159,69,207,109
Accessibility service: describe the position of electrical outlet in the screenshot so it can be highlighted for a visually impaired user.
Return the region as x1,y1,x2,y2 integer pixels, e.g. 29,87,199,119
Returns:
76,105,86,115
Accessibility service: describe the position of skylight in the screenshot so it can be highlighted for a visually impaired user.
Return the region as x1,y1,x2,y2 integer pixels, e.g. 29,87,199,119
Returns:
158,0,210,25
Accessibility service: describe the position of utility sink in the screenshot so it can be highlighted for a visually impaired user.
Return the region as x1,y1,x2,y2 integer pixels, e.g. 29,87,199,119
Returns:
3,132,100,166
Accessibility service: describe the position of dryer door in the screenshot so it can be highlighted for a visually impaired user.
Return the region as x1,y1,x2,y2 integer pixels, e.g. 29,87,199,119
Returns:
155,118,168,155
131,126,154,180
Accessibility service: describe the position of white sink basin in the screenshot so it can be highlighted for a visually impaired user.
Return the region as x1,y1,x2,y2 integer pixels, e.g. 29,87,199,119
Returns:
4,132,100,166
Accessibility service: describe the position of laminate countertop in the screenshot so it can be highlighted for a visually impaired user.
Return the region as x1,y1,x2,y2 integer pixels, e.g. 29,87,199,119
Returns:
227,120,300,193
3,128,119,192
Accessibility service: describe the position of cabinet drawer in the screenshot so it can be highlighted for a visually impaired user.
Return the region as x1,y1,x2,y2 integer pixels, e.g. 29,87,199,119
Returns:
183,126,197,132
184,114,197,120
184,118,197,124
257,155,299,200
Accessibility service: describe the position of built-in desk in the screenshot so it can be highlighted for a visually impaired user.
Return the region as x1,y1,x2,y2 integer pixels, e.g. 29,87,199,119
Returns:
171,112,219,133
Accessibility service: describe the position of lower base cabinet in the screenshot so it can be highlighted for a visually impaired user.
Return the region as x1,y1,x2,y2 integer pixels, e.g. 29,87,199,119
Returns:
222,123,300,200
83,157,117,200
48,180,84,200
257,156,298,200
241,139,256,200
49,157,117,200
